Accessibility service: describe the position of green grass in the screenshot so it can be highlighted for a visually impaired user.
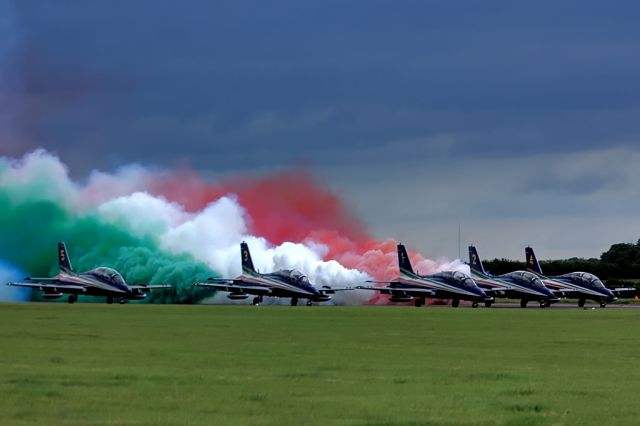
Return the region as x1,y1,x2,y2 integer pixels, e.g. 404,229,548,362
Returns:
1,304,640,425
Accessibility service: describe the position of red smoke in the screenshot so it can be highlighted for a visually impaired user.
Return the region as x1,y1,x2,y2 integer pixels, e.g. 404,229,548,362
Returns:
150,168,444,304
150,169,369,245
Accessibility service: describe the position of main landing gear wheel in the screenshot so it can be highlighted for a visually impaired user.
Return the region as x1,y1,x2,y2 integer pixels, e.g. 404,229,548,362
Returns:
471,301,479,308
578,298,586,308
600,300,607,308
106,296,113,304
520,299,528,308
539,301,547,309
119,297,127,304
451,299,460,308
291,297,298,306
67,294,77,304
252,296,263,306
485,300,492,308
414,298,424,308
306,300,313,306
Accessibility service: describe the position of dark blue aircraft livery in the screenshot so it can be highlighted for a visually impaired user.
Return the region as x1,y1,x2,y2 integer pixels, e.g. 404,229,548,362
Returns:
7,242,170,304
468,246,559,308
357,243,493,308
525,247,637,308
193,242,348,306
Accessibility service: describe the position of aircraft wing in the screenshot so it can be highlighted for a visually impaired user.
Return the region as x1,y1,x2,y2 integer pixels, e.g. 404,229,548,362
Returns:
193,280,272,294
7,281,87,291
356,285,436,295
318,286,354,294
611,287,638,298
551,289,581,297
129,285,171,291
25,277,61,283
479,285,511,292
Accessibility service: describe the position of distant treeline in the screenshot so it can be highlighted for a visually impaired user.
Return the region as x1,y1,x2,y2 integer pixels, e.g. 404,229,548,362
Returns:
482,240,640,287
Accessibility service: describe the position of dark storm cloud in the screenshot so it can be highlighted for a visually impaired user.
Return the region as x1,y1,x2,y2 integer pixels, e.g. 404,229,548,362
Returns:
3,1,640,259
5,0,640,173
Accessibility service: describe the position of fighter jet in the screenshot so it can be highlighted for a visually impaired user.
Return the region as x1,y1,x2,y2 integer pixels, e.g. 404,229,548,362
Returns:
6,242,170,304
525,246,637,308
468,245,559,308
193,242,346,306
357,243,493,308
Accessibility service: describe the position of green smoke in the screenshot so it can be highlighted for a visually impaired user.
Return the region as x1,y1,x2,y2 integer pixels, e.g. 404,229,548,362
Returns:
0,192,215,303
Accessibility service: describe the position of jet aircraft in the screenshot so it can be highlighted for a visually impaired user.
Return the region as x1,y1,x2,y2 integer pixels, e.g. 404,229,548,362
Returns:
357,243,493,308
468,245,559,308
193,242,347,306
525,247,637,308
6,242,170,304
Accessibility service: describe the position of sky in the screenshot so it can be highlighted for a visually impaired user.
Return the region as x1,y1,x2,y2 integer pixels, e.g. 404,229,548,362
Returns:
2,0,640,261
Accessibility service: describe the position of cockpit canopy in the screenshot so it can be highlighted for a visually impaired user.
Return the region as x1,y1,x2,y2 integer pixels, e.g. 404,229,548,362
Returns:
562,272,605,289
90,267,126,286
506,271,546,289
439,271,476,288
275,269,312,286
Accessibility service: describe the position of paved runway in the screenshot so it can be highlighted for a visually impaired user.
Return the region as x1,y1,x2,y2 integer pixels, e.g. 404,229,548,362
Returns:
427,302,640,309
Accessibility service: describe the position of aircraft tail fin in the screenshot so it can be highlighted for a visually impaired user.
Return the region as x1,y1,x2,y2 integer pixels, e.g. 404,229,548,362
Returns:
240,242,257,275
525,246,543,274
58,241,73,273
468,245,487,275
397,243,415,276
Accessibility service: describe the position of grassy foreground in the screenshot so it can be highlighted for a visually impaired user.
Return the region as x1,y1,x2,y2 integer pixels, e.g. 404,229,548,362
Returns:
1,304,640,425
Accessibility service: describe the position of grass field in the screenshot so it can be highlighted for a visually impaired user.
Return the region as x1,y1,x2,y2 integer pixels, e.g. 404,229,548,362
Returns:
1,304,640,425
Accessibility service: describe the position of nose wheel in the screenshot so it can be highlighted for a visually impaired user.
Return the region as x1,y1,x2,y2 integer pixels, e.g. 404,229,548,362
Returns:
599,300,607,308
471,301,479,308
252,296,263,306
119,297,127,304
414,297,425,307
578,298,585,308
306,300,313,306
291,297,298,306
67,294,78,304
520,299,528,308
451,299,460,308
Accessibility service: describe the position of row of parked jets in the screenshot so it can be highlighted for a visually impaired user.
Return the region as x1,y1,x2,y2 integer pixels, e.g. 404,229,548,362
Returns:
6,241,638,307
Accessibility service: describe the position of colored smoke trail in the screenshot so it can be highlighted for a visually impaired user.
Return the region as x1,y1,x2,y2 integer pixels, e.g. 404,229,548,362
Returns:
147,170,369,244
0,150,466,304
147,170,470,282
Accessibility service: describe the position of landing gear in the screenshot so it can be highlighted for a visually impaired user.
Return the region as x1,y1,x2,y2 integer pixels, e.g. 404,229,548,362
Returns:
485,300,492,308
451,299,460,308
471,301,479,308
520,299,528,308
291,297,298,306
106,296,113,304
539,301,547,309
306,300,313,306
252,296,263,306
119,297,127,304
600,300,607,308
578,298,585,308
67,294,77,304
414,297,425,308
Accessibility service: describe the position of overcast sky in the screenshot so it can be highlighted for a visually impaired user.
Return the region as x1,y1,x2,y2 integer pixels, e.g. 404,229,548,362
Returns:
2,1,640,260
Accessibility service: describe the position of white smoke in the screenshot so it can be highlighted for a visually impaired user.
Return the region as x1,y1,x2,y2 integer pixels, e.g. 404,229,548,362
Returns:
0,150,462,305
96,191,372,304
